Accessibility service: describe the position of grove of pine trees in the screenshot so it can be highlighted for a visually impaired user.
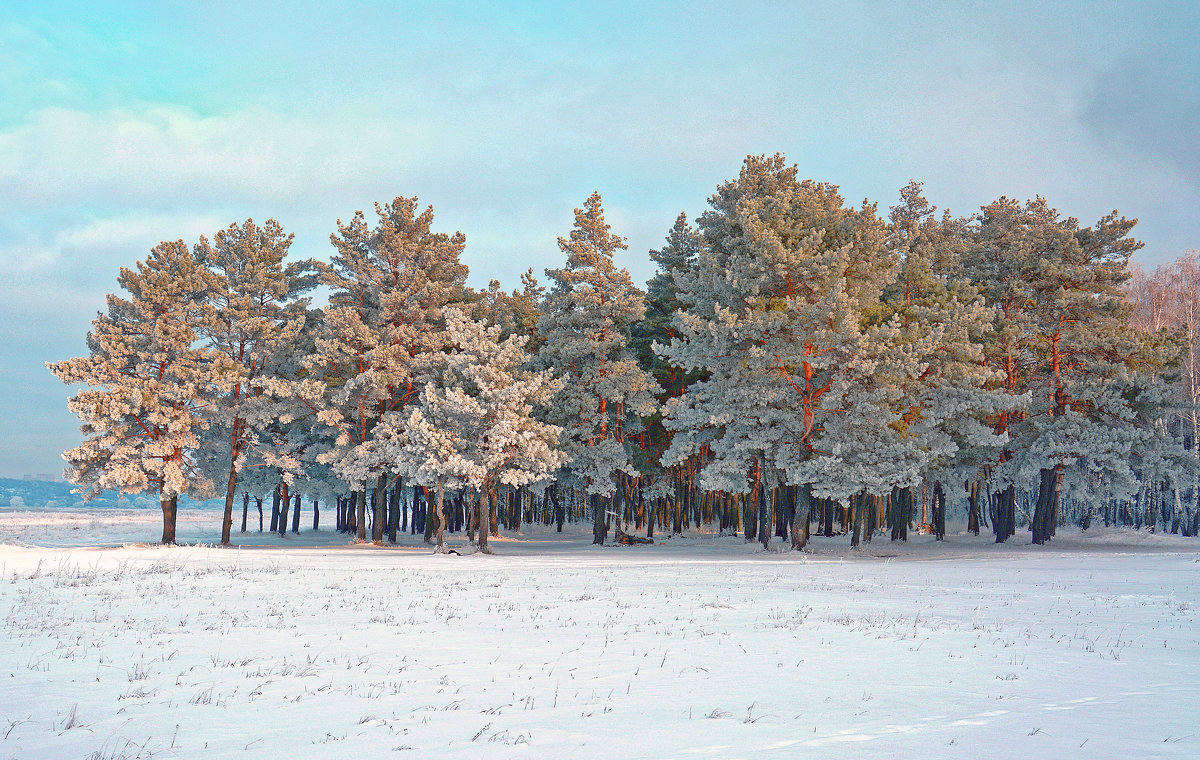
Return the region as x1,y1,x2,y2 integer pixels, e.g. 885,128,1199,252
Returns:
50,155,1200,548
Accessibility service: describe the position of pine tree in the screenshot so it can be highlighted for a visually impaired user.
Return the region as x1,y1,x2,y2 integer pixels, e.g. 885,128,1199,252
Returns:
221,301,333,537
633,213,705,400
381,308,565,553
630,214,706,516
966,198,1181,543
881,183,1018,540
960,198,1047,541
538,192,658,544
307,197,469,543
194,218,314,545
660,155,910,549
48,240,219,543
1036,210,1186,542
472,269,545,350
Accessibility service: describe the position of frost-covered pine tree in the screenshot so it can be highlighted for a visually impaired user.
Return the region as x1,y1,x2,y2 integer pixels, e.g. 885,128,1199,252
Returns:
629,214,705,508
472,269,545,351
661,155,911,549
260,420,318,535
48,240,219,543
633,213,704,400
379,308,565,553
194,218,315,545
881,183,1020,540
538,192,658,544
958,197,1048,540
1029,209,1186,543
307,197,469,543
966,198,1182,544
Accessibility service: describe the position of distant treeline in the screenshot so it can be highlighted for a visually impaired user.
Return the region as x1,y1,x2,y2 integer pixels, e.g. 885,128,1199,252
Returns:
0,478,219,510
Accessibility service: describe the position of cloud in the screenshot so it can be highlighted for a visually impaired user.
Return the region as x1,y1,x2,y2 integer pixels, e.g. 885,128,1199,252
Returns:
0,104,452,317
1078,62,1200,191
0,105,433,213
56,214,216,252
2,212,223,278
0,100,703,284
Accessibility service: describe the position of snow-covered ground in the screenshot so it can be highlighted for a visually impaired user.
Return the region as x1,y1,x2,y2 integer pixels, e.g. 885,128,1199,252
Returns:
1,508,1197,759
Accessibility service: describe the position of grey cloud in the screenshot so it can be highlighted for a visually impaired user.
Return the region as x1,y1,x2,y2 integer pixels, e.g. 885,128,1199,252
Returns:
1079,61,1200,188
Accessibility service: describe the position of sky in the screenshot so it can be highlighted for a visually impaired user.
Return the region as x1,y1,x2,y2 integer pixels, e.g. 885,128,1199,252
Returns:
1,0,1198,479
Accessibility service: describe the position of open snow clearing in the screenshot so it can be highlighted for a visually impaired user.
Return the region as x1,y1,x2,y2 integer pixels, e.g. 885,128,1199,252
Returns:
1,508,1197,759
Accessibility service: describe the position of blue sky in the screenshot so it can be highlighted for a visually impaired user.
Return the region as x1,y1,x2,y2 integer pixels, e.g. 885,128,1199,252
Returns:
2,1,1198,478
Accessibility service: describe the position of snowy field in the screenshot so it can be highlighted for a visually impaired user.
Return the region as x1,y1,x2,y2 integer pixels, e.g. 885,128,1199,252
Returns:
1,508,1198,759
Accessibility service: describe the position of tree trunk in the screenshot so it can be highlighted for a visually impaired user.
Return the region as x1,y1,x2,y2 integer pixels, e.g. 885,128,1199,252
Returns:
240,491,249,534
372,474,387,544
490,490,499,536
256,496,263,532
868,494,878,542
221,461,238,545
743,492,757,543
277,483,290,537
850,494,862,548
513,487,523,533
992,488,1002,540
269,485,281,532
966,480,980,536
477,489,492,554
434,483,447,551
408,487,417,534
671,475,684,536
424,486,438,544
466,491,474,536
291,492,301,533
759,483,771,550
276,482,290,535
993,485,1015,543
891,487,911,541
1032,467,1059,545
388,478,402,542
790,485,811,550
399,489,408,533
1188,431,1200,537
821,497,835,537
356,488,367,542
160,492,178,544
591,493,607,545
932,481,946,541
550,487,564,532
414,485,425,536
312,499,319,531
1149,482,1160,533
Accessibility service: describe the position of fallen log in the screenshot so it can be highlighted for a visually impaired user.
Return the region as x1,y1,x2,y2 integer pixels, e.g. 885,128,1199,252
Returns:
615,527,654,545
